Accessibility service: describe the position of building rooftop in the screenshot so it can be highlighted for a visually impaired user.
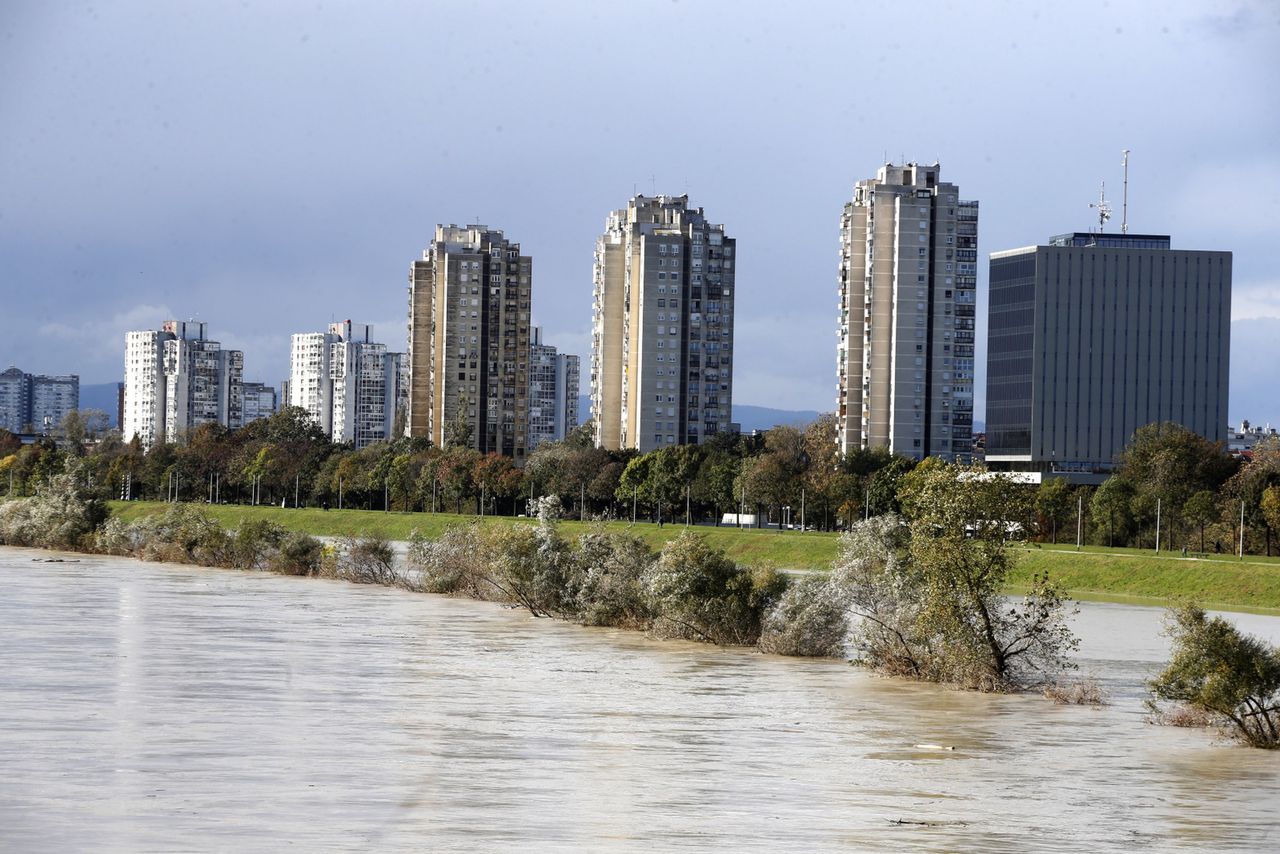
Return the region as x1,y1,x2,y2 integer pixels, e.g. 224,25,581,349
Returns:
1047,232,1171,249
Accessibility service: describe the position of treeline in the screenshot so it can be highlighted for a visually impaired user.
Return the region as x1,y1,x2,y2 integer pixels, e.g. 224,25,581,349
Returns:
0,409,913,529
4,410,1279,555
1027,423,1280,556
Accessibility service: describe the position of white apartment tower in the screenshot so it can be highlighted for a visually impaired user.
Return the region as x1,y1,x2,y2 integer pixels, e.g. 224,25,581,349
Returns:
407,225,532,459
591,195,735,453
527,326,580,450
123,320,244,447
289,320,404,448
836,163,978,461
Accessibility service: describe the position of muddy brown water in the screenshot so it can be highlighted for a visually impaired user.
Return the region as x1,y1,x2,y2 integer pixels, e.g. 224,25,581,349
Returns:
1,546,1278,852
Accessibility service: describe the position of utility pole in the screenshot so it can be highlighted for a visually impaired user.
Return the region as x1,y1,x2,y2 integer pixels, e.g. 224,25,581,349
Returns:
685,484,690,527
384,481,389,513
865,486,871,521
295,474,300,509
338,476,343,511
581,482,586,521
1240,500,1246,560
1076,493,1083,551
801,487,805,532
209,471,214,503
632,486,637,525
739,487,745,529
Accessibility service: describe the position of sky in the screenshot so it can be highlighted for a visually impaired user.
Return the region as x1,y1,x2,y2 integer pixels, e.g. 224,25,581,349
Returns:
2,0,1278,425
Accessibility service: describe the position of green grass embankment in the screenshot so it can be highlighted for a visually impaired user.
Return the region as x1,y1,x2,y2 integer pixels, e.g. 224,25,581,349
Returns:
106,501,1280,612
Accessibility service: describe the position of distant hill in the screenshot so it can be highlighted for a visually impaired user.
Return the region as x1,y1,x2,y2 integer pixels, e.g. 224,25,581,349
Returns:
81,382,121,426
575,395,821,435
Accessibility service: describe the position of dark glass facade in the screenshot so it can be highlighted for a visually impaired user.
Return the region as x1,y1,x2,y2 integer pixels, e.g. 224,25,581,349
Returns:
986,252,1036,455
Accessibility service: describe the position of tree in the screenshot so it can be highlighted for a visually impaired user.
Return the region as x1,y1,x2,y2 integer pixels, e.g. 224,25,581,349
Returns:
1264,487,1280,546
1223,437,1280,556
1034,477,1073,544
1150,604,1280,749
893,460,1078,690
1182,490,1218,554
1090,477,1136,547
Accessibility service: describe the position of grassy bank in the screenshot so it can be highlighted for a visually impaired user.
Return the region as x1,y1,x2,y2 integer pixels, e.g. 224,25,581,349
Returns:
106,501,1280,611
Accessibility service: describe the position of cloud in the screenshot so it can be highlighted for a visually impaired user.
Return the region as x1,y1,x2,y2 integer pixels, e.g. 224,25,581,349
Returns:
1231,280,1280,321
38,303,174,376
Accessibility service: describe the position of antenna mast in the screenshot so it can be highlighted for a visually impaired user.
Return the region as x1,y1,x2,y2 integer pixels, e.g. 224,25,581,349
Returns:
1121,149,1130,234
1089,181,1112,233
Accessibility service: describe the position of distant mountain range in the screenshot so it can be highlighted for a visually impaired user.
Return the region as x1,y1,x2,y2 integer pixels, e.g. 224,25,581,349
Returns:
575,395,822,434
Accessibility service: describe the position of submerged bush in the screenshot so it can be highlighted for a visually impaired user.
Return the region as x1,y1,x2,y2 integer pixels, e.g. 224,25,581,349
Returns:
1149,604,1280,749
269,531,324,576
231,519,287,570
129,503,232,566
646,531,786,646
758,575,850,658
572,529,654,629
329,535,398,585
0,459,107,550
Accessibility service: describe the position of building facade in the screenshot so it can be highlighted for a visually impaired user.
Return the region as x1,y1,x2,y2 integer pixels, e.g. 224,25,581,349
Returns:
407,225,532,459
0,367,79,433
240,382,278,426
289,321,404,448
527,327,580,450
591,195,735,453
836,163,978,462
985,232,1231,481
123,320,245,447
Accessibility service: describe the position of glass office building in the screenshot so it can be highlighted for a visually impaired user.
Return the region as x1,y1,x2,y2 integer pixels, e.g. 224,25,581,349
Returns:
985,232,1231,482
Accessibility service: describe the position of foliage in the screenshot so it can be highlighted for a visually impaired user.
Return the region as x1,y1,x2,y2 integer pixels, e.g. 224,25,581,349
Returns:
645,531,786,645
758,574,849,657
895,460,1077,690
0,458,109,549
269,531,325,576
231,518,287,570
1150,604,1280,749
572,529,654,628
329,535,398,585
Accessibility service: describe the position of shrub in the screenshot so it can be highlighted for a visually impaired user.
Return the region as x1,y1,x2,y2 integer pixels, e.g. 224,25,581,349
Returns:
646,531,782,646
331,535,398,585
269,531,324,576
231,519,286,570
1043,680,1107,706
0,459,108,550
132,503,232,566
758,575,850,657
573,530,654,628
1150,604,1280,748
406,523,492,595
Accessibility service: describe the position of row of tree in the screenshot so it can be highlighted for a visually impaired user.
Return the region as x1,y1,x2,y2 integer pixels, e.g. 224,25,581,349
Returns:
3,409,1278,554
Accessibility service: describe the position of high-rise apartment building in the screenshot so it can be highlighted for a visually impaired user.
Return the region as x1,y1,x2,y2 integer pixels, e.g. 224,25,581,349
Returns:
407,225,532,459
240,382,278,426
591,195,735,453
123,320,244,447
0,367,79,433
527,326,580,450
985,231,1231,481
289,320,405,448
836,163,978,462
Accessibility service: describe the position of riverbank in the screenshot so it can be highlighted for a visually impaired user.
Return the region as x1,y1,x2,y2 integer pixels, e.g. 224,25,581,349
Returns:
107,501,1280,612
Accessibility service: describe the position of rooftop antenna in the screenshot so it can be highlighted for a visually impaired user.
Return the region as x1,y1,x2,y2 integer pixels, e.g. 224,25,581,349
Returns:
1089,180,1112,233
1121,149,1130,234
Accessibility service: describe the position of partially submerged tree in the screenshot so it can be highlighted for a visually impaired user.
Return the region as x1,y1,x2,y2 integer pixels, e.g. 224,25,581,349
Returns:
833,460,1078,691
1150,605,1280,749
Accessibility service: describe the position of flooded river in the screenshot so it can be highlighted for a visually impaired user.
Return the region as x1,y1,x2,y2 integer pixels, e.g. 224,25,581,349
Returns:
1,547,1278,852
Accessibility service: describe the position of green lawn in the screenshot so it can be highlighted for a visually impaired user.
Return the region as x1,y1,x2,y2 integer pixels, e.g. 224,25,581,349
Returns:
106,501,1280,612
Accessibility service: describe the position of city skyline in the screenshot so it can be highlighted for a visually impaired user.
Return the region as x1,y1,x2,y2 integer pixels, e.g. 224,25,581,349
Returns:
2,2,1276,425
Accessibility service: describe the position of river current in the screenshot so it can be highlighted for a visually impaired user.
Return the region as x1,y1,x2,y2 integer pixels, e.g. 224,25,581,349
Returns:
1,546,1278,852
